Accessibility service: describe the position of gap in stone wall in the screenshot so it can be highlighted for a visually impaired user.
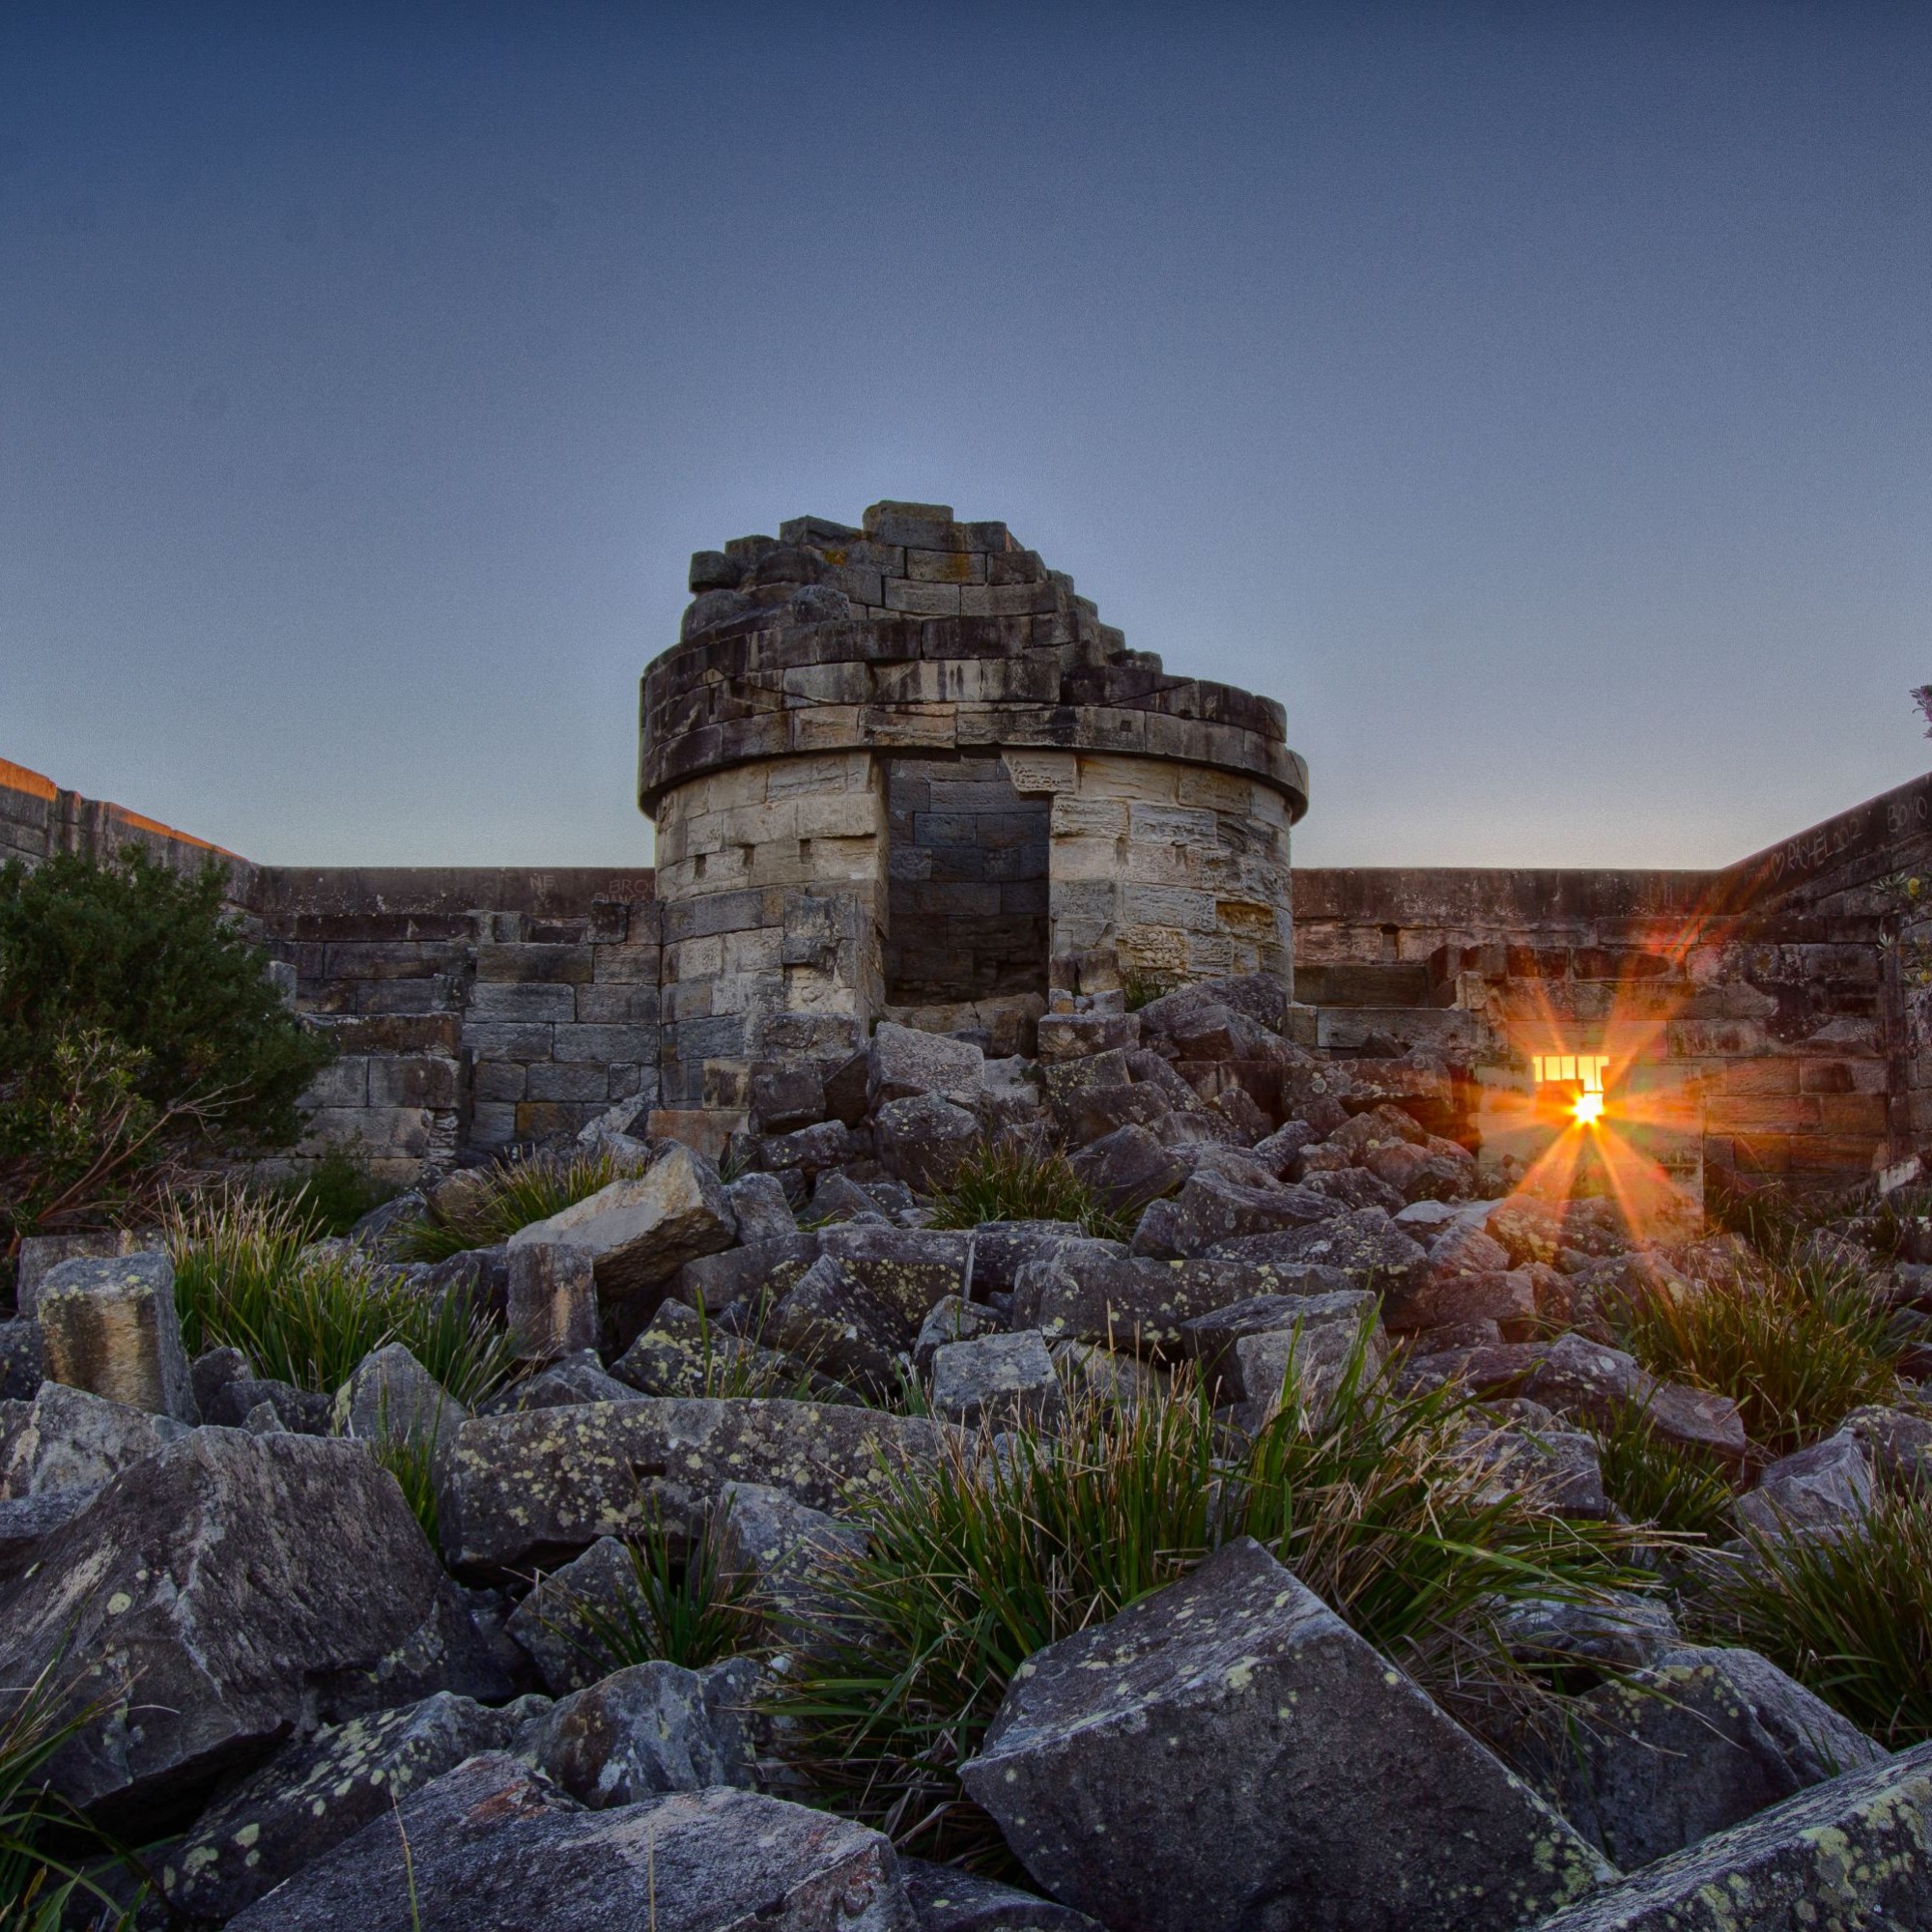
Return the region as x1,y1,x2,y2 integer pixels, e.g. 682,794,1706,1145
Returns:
884,754,1050,1006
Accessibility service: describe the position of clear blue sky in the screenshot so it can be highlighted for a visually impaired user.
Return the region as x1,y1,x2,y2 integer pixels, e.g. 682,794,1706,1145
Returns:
4,3,1928,870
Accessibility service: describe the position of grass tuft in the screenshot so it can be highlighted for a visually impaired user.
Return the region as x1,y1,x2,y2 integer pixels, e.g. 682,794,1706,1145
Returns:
926,1136,1129,1240
1593,1403,1736,1539
164,1188,513,1406
775,1334,1641,1865
1608,1256,1907,1460
394,1151,619,1262
1693,1490,1932,1748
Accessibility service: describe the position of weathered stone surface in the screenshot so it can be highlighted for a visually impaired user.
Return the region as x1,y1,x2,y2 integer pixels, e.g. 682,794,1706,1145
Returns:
752,1064,828,1134
930,1330,1063,1428
164,1690,526,1920
506,1535,651,1694
0,1317,43,1399
1129,1171,1337,1259
753,1119,868,1180
441,1398,959,1572
612,1298,809,1399
669,1235,820,1314
724,1169,799,1243
1383,1266,1539,1336
1839,1403,1932,1489
1548,1644,1889,1869
1520,1333,1747,1461
0,1431,446,1825
0,1485,95,1583
1495,1594,1683,1673
1068,1123,1189,1213
1228,1290,1381,1415
960,1537,1607,1932
898,1857,1102,1932
505,1241,600,1360
14,1228,137,1316
914,1294,1006,1371
1534,1741,1932,1932
491,1350,639,1412
331,1342,468,1457
37,1250,195,1421
816,1225,972,1332
868,1020,985,1106
1209,1208,1429,1296
875,1092,981,1190
1734,1432,1875,1537
713,1479,867,1649
766,1254,908,1391
0,1380,187,1498
527,1660,756,1806
1180,1292,1351,1398
1037,1009,1138,1064
509,1146,738,1302
226,1754,918,1932
203,1374,333,1434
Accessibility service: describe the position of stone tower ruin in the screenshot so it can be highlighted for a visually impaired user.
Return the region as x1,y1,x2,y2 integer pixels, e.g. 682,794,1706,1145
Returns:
638,501,1309,1129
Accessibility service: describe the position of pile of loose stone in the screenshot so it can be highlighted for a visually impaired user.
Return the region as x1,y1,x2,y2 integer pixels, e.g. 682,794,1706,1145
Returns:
3,973,1932,1928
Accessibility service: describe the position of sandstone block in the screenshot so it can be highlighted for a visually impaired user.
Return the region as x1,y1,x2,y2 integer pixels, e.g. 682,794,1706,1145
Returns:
505,1242,600,1361
37,1250,195,1421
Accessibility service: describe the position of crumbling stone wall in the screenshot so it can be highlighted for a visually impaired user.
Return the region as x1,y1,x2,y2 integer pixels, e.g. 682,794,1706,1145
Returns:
638,501,1309,1135
0,757,242,881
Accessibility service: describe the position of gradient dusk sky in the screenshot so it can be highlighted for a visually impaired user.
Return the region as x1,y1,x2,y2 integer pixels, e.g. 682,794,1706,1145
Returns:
4,4,1929,870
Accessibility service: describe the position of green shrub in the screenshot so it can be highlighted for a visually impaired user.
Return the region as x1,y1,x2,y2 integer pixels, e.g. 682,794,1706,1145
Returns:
394,1151,619,1262
273,1141,398,1240
776,1339,1638,1863
1609,1258,1905,1459
1693,1491,1932,1748
926,1137,1130,1240
0,1655,143,1929
1592,1404,1736,1539
0,850,333,1255
164,1191,512,1405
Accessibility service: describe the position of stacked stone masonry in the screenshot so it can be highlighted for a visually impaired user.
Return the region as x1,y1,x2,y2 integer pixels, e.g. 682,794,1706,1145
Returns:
639,501,1307,1123
8,497,1932,1195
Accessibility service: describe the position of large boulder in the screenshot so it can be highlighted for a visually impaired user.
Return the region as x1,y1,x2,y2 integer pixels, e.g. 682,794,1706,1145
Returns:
868,1020,985,1107
508,1146,737,1303
766,1255,909,1393
1547,1645,1888,1869
1209,1208,1430,1297
162,1690,527,1921
713,1479,867,1651
225,1754,919,1932
1128,1172,1338,1260
440,1398,960,1573
0,1431,447,1826
875,1093,981,1191
36,1250,196,1421
960,1537,1606,1932
505,1535,654,1694
331,1343,469,1460
526,1660,756,1806
815,1226,972,1332
1734,1434,1874,1538
1222,1290,1381,1417
0,1380,187,1498
929,1331,1063,1429
1533,1741,1932,1932
1068,1124,1189,1214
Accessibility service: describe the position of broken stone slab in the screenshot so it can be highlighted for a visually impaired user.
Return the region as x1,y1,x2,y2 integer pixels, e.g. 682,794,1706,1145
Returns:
0,1379,188,1499
1533,1741,1932,1932
1301,1165,1406,1215
766,1254,910,1392
1520,1333,1747,1462
1477,1420,1612,1518
751,1119,869,1181
1179,1293,1339,1398
875,1092,981,1191
37,1250,196,1421
0,1318,42,1400
868,1019,985,1107
1546,1644,1889,1869
1068,1122,1190,1214
507,1145,738,1304
929,1330,1063,1429
713,1478,867,1652
816,1224,972,1332
1129,1172,1340,1260
331,1343,469,1459
1734,1432,1874,1538
668,1234,820,1316
1209,1208,1430,1297
162,1690,528,1922
1494,1594,1683,1674
0,1486,97,1586
913,1294,1006,1372
1225,1290,1382,1416
224,1755,919,1932
485,1350,638,1413
1383,1266,1540,1336
724,1169,800,1242
14,1228,137,1317
959,1536,1608,1932
0,1431,447,1828
752,1064,828,1134
967,1220,1094,1297
440,1397,961,1574
898,1857,1102,1932
612,1298,814,1399
505,1535,651,1694
202,1374,333,1433
526,1660,757,1806
1837,1403,1932,1489
505,1241,600,1361
807,1170,888,1223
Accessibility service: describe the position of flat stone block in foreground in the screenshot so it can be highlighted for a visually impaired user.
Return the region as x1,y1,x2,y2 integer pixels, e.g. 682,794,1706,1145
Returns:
960,1536,1607,1932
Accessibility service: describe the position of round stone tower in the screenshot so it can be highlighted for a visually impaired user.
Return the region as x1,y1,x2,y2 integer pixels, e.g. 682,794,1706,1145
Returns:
639,500,1307,1123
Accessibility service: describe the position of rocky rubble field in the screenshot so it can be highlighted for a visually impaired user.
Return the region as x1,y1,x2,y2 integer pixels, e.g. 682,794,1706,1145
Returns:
5,975,1932,1928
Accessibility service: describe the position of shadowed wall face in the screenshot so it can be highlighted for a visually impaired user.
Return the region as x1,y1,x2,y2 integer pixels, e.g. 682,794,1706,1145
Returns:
885,756,1050,1006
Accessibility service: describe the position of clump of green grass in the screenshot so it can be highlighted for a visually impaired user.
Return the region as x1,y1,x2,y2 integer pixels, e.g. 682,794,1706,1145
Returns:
775,1337,1640,1864
1120,968,1179,1013
543,1504,756,1678
1609,1257,1905,1459
394,1150,619,1262
0,1656,143,1930
164,1190,512,1406
270,1140,398,1239
1692,1490,1932,1748
1593,1403,1737,1540
927,1137,1129,1240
